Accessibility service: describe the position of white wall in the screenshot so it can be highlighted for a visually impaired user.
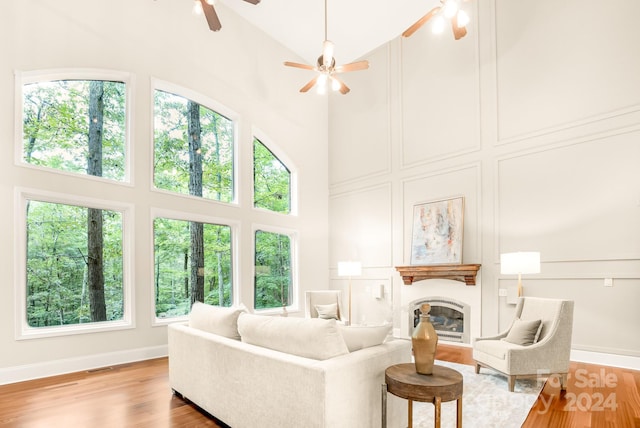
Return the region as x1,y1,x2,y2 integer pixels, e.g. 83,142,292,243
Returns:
328,0,640,363
0,0,329,382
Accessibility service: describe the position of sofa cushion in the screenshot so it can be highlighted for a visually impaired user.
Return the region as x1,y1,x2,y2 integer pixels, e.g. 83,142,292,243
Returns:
237,313,349,360
338,324,392,352
189,302,248,340
315,303,339,320
503,318,542,346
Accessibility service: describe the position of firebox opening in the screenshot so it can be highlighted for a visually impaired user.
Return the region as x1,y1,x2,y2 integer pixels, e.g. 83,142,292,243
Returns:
409,297,470,344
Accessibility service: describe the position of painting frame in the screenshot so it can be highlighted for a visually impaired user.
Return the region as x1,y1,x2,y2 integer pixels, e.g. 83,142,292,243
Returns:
410,196,464,266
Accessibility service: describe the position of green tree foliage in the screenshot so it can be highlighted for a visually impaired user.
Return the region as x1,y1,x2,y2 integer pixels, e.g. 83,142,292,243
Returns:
254,230,291,309
154,90,234,202
22,80,126,180
154,218,232,318
26,201,123,327
253,139,291,214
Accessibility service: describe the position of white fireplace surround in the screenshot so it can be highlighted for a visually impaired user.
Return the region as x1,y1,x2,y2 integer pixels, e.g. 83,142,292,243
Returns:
398,278,481,344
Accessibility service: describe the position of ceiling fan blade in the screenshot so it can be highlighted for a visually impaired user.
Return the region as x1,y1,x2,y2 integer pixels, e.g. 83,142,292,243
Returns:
243,0,261,4
402,7,440,38
330,76,351,95
300,76,319,93
451,14,468,40
200,0,221,32
334,60,369,74
284,61,316,71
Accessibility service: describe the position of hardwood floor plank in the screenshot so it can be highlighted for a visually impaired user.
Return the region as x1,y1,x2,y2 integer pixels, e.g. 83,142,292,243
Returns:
1,346,638,427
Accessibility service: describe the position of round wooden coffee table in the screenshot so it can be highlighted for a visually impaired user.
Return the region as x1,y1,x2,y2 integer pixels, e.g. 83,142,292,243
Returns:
384,363,463,428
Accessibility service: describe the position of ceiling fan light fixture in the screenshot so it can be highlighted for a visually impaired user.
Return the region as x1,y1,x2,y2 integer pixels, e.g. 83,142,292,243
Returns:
442,0,459,19
193,0,203,16
322,40,335,68
330,76,341,92
457,9,470,27
432,15,446,34
316,74,328,94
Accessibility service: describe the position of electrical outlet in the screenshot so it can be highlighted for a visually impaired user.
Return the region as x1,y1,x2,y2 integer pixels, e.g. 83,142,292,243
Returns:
604,278,613,287
498,288,508,297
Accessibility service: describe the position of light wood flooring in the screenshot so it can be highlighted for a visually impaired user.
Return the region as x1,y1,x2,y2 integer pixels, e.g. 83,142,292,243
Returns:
1,345,639,427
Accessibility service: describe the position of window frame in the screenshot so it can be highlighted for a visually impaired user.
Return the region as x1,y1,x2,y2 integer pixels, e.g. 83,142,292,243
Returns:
150,207,241,326
15,187,135,340
252,128,298,216
151,79,240,206
252,223,299,314
15,68,135,186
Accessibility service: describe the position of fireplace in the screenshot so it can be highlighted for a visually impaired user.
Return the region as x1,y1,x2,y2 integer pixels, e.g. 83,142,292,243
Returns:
408,297,470,343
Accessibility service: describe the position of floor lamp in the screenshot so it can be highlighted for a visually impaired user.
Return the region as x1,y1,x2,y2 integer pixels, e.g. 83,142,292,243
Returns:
337,261,362,326
500,252,540,297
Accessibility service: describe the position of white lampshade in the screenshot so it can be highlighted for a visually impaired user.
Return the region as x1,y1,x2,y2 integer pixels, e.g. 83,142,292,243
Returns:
500,252,540,275
337,261,362,277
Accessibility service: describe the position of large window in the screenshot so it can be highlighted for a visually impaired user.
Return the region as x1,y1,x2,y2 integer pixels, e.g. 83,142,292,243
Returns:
254,229,294,310
253,138,291,214
21,78,127,181
17,190,133,338
154,89,235,202
154,216,233,319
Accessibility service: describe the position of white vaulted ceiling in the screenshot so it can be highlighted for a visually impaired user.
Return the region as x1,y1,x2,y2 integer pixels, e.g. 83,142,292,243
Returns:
215,0,443,64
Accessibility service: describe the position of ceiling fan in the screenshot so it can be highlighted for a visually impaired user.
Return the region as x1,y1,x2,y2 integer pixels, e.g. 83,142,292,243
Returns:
194,0,261,32
283,0,369,95
403,0,471,40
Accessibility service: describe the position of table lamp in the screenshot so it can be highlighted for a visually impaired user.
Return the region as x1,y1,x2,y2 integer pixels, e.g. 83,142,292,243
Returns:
337,261,362,326
500,252,540,297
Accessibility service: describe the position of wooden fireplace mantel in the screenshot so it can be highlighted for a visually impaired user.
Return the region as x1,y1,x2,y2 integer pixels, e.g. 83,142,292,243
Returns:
395,264,481,286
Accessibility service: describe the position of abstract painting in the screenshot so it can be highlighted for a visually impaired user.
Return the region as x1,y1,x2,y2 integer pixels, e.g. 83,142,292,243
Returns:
410,197,464,265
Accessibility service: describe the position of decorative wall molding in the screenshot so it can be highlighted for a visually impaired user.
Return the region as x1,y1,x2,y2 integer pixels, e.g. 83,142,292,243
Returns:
398,7,482,171
329,45,393,188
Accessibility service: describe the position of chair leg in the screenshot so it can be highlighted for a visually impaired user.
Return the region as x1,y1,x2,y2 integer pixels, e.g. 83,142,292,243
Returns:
560,373,568,391
508,375,516,392
474,363,480,374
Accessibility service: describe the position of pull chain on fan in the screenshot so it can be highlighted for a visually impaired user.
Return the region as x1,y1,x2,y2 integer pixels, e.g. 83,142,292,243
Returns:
284,0,369,94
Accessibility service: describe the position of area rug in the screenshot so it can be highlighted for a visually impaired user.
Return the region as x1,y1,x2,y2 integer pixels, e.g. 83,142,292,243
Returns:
412,360,545,428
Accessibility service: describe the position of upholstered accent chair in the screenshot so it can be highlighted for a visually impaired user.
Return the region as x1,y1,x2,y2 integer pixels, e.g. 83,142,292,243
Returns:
305,290,343,321
473,297,574,392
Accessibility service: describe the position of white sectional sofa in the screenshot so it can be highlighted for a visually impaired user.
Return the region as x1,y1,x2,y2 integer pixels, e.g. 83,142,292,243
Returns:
168,302,411,428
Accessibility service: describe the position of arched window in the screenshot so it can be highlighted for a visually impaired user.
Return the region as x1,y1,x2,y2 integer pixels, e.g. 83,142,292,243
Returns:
154,89,235,203
21,78,127,181
253,138,291,214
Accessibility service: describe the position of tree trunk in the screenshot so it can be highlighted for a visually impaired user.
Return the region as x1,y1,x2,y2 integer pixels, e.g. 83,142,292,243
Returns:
217,252,224,305
87,81,106,322
187,101,204,305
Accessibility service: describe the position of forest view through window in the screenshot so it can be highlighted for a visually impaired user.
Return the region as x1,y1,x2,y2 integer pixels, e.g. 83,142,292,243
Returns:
253,138,290,214
154,217,233,318
22,79,126,181
26,200,124,327
154,90,234,202
254,230,292,310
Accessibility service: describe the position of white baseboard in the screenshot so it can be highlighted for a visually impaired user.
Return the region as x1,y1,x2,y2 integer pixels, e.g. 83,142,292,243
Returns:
0,345,168,386
570,349,640,371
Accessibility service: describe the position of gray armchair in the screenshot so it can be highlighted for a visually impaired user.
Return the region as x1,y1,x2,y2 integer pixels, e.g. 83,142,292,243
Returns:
305,290,344,321
473,297,574,392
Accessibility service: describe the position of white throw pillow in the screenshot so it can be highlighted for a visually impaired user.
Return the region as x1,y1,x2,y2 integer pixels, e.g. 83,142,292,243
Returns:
189,302,249,340
237,313,349,360
314,303,339,320
338,324,392,352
